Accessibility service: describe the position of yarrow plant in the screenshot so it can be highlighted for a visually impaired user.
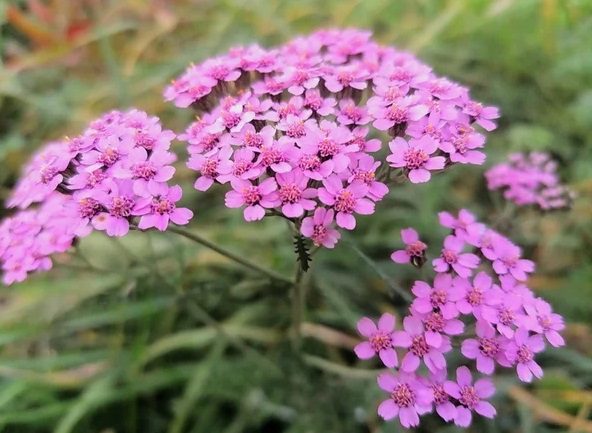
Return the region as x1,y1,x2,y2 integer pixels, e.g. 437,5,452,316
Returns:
355,209,565,428
485,151,573,210
166,28,499,250
0,28,569,430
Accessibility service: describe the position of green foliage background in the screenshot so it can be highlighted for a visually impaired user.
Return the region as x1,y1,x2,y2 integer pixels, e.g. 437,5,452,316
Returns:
1,1,592,432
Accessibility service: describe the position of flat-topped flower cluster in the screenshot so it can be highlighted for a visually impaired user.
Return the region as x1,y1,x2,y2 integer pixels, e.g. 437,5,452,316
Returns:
485,152,573,210
355,209,565,428
167,28,499,247
1,110,192,285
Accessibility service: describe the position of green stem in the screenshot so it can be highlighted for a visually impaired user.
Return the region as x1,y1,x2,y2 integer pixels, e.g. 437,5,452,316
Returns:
165,226,292,285
345,238,412,302
291,265,305,351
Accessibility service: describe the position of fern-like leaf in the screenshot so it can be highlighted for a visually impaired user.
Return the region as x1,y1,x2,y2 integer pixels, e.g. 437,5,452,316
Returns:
293,233,311,272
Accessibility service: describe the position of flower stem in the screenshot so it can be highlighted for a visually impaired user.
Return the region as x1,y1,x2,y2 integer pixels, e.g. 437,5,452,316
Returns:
345,237,413,302
165,226,293,285
291,264,305,351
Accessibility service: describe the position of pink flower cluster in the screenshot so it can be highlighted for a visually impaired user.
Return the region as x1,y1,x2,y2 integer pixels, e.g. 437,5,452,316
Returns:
2,109,192,284
167,28,498,248
0,194,79,285
355,209,564,428
485,152,573,210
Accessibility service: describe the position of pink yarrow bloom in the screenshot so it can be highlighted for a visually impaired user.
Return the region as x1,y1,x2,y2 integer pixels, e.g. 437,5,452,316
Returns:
224,178,280,221
92,181,136,237
463,102,499,131
300,208,340,248
386,136,445,183
490,238,535,281
354,313,408,368
426,370,457,422
461,321,511,374
134,185,193,231
377,372,433,428
397,316,450,373
506,328,545,382
317,175,374,230
523,298,565,347
391,228,427,266
444,366,496,427
454,271,502,318
433,235,480,278
411,273,463,320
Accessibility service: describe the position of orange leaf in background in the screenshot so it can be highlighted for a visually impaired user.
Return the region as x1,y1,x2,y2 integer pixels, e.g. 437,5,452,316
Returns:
6,5,58,47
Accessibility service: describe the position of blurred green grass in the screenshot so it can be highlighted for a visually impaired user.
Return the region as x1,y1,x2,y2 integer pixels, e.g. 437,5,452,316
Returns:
1,0,592,432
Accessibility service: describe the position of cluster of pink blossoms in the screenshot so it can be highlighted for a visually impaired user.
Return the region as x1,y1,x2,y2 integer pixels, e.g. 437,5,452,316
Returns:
485,152,573,210
1,109,192,284
0,194,80,285
166,28,499,247
355,209,565,428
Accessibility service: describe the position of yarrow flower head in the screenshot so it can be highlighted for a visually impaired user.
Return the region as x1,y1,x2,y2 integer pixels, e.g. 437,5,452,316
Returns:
168,28,498,249
354,209,565,428
2,109,192,284
485,152,573,210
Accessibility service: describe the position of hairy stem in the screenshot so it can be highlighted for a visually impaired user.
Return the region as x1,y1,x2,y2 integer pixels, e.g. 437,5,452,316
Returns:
162,226,293,285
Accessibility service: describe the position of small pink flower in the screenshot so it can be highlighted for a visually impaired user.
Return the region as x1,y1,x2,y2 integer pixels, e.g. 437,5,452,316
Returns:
187,147,233,191
463,102,499,131
347,155,389,201
415,309,464,349
491,238,535,281
324,64,368,93
461,321,511,374
217,148,262,183
387,136,445,183
397,316,450,373
232,124,274,150
506,328,545,382
336,99,370,125
440,127,486,165
432,235,480,278
92,181,136,237
134,185,193,231
391,227,427,266
275,170,317,218
371,96,428,131
522,298,565,347
303,89,336,116
377,372,433,428
318,175,374,230
224,178,280,221
281,66,319,95
411,273,463,320
438,209,485,242
481,294,523,338
454,271,502,317
112,147,176,196
425,370,457,422
444,366,496,427
354,313,408,368
300,208,340,248
207,102,255,134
